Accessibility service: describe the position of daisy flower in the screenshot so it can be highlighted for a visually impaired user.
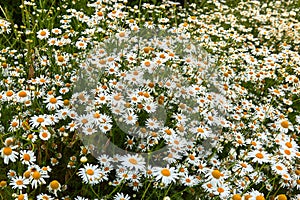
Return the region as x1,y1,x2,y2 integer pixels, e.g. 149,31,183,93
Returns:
97,154,112,166
44,95,64,110
8,117,21,132
9,175,29,190
36,193,54,200
248,190,265,200
37,29,50,40
205,168,227,186
113,192,131,200
74,196,89,200
247,150,271,164
51,28,62,35
30,166,49,189
1,145,18,164
145,118,161,130
271,162,288,176
20,150,36,165
48,180,61,196
275,118,294,133
78,163,102,185
14,193,28,200
16,90,30,103
180,174,199,187
119,154,146,172
29,114,52,128
153,166,179,186
55,53,69,66
123,109,138,125
39,129,51,141
143,102,158,113
75,40,87,49
213,184,231,199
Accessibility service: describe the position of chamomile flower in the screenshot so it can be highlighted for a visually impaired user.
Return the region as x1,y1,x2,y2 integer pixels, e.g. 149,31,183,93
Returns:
20,150,36,165
48,180,61,196
37,29,50,40
44,95,64,110
119,154,146,171
39,129,51,141
272,162,288,176
113,192,131,200
30,114,52,128
275,118,294,133
36,193,54,200
153,166,179,186
78,163,102,185
30,167,49,189
14,193,28,200
1,145,18,164
247,150,271,164
9,176,29,190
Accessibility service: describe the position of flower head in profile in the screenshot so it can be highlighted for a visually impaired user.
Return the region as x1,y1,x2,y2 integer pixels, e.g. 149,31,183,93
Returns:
48,180,61,196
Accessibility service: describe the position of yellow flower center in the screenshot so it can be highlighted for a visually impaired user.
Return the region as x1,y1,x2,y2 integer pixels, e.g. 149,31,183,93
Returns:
97,11,103,16
57,56,65,62
11,121,18,127
280,120,289,128
284,149,291,155
128,158,138,165
18,194,25,200
40,30,47,36
232,194,242,200
3,147,12,156
255,152,264,159
217,187,224,193
276,165,283,171
18,91,27,98
144,61,151,67
16,180,23,185
245,195,252,200
276,194,287,200
32,171,41,180
197,128,204,133
256,195,265,200
0,180,7,187
161,168,171,177
119,32,126,37
6,90,13,97
240,163,247,168
41,132,49,138
86,169,94,176
23,154,30,161
36,117,45,123
164,129,172,135
50,180,60,190
285,142,292,148
49,97,57,104
211,169,222,179
23,171,31,179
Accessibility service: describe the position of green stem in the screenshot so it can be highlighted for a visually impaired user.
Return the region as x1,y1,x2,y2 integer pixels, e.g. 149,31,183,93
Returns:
164,182,173,197
141,180,152,200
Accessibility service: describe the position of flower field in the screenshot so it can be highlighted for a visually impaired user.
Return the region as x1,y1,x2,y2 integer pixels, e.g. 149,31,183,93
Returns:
0,0,300,199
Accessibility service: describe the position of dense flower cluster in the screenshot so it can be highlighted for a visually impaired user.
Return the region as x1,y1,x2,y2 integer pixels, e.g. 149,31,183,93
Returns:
0,0,299,199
